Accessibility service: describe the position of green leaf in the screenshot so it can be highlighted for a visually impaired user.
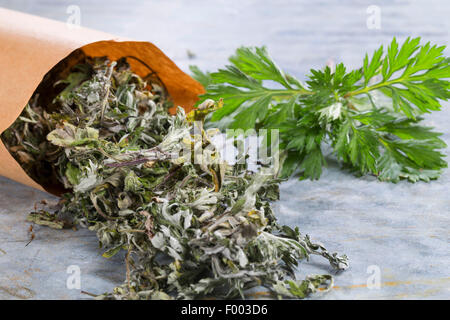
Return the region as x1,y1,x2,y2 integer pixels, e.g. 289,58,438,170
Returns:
200,40,449,183
353,37,450,118
229,94,273,130
279,150,301,178
363,46,384,85
263,97,297,128
377,151,402,182
229,46,297,89
198,46,310,126
334,121,380,175
377,120,444,140
102,244,124,258
189,65,212,87
298,147,325,180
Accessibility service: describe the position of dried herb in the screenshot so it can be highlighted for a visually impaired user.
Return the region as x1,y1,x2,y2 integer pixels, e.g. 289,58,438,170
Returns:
2,57,348,299
193,37,450,182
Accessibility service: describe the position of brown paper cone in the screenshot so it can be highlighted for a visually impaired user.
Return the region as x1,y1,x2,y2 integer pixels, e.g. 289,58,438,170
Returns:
0,8,204,195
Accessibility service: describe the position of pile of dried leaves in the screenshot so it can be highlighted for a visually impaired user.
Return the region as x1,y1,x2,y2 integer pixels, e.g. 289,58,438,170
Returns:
2,57,348,299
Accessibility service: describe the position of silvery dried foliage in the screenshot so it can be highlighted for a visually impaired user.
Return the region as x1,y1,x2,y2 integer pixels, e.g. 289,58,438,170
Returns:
2,58,348,299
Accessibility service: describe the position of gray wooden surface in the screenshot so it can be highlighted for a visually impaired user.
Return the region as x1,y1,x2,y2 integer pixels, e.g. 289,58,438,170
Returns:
0,0,448,299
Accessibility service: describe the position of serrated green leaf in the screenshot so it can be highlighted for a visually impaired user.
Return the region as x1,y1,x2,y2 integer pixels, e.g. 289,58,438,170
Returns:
65,163,81,186
189,65,212,87
279,150,302,178
199,40,449,183
298,147,325,180
229,94,273,130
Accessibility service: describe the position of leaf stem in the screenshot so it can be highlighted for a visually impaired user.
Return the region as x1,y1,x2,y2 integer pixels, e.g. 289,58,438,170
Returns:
346,77,406,97
267,88,314,99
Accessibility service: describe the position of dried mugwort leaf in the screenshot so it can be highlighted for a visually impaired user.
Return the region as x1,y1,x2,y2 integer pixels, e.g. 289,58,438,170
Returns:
2,57,348,300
